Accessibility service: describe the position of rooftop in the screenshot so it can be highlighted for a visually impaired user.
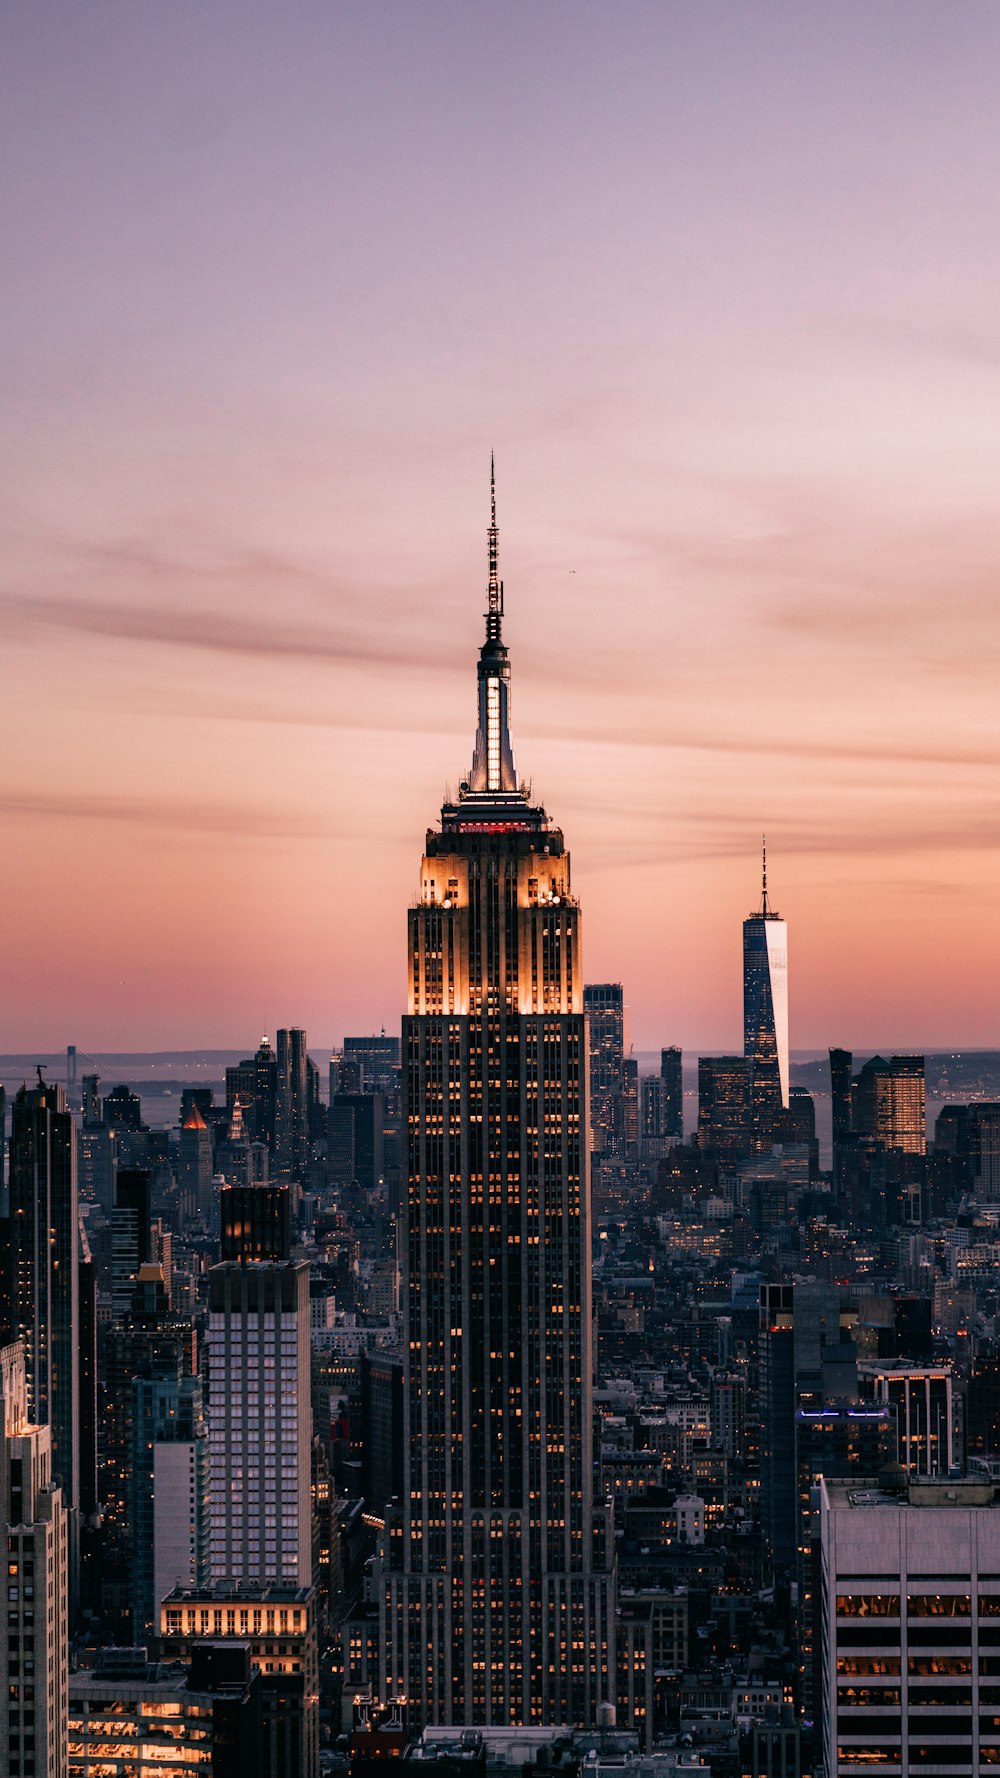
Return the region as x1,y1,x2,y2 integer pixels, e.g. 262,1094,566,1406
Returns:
823,1476,999,1510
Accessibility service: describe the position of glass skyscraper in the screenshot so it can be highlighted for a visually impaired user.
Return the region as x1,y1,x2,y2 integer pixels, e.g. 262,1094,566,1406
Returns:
7,1075,79,1526
743,848,789,1150
381,473,615,1726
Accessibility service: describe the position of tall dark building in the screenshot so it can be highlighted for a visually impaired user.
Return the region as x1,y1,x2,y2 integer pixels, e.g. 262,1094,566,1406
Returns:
7,1074,79,1519
759,1281,849,1570
743,847,789,1151
342,1033,401,1095
102,1083,144,1132
275,1028,310,1182
381,474,615,1726
697,1055,750,1161
660,1046,683,1140
622,1055,639,1161
78,1223,98,1527
226,1036,277,1148
584,982,625,1156
111,1167,152,1324
100,1263,195,1626
829,1048,853,1144
81,1072,101,1126
359,1349,405,1512
220,1182,291,1264
328,1093,385,1192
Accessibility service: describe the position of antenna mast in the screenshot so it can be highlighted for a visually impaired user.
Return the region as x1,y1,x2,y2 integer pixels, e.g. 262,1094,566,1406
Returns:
486,453,503,642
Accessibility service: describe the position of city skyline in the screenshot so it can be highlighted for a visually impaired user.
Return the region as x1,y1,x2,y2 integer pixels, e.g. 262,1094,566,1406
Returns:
4,4,1000,1053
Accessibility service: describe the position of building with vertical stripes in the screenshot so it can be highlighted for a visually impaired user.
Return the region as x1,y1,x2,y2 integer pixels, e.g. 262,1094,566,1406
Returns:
380,473,615,1727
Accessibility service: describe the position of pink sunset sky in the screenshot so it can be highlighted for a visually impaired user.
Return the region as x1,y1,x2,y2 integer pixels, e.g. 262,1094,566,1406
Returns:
2,2,1000,1054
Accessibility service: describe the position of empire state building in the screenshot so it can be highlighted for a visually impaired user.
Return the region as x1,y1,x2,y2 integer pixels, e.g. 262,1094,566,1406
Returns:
381,474,615,1726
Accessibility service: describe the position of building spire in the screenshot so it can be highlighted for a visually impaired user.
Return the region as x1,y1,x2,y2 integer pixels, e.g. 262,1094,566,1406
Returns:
462,460,519,800
760,834,770,916
486,452,503,643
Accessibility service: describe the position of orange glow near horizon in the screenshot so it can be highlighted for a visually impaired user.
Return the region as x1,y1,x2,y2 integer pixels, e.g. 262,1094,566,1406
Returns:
2,4,1000,1053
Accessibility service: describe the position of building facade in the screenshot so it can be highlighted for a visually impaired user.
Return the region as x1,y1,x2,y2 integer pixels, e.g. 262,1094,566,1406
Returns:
743,851,789,1151
160,1582,319,1778
820,1474,1000,1775
380,476,615,1726
206,1260,312,1587
660,1047,683,1141
7,1076,80,1525
584,984,625,1157
0,1338,69,1778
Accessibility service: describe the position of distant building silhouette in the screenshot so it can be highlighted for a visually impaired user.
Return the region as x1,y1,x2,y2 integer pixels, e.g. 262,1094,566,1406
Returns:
743,845,789,1151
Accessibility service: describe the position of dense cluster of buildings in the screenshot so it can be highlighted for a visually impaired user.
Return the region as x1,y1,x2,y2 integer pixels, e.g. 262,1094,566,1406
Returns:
3,487,1000,1776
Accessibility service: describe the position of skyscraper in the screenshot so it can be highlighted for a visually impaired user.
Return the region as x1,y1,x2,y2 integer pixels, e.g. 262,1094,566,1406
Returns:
697,1054,750,1160
206,1197,311,1588
584,983,625,1156
0,1337,69,1778
743,845,789,1151
381,471,615,1726
226,1036,277,1149
177,1102,213,1224
853,1054,926,1155
7,1075,79,1526
341,1033,401,1095
829,1047,853,1144
275,1027,310,1183
660,1046,683,1141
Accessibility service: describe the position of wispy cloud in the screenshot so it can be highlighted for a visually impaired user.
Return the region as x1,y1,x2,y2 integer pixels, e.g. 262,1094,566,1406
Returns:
0,788,338,841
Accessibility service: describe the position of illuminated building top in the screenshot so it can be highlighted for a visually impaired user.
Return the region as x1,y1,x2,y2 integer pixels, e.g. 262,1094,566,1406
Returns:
441,461,548,837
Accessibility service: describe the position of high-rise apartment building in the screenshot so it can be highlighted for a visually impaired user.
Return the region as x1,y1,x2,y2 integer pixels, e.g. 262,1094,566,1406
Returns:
0,1337,69,1778
206,1256,311,1587
7,1076,79,1525
381,475,615,1726
584,983,625,1156
743,849,789,1151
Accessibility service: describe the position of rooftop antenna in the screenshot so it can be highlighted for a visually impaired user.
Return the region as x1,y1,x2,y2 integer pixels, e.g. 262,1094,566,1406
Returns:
761,834,770,916
486,453,503,643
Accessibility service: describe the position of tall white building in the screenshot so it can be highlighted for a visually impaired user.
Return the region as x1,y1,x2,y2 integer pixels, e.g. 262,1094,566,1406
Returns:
0,1338,68,1778
820,1473,1000,1777
206,1260,311,1586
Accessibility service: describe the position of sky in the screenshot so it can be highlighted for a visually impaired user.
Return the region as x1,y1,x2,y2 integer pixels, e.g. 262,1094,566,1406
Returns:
2,1,1000,1054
